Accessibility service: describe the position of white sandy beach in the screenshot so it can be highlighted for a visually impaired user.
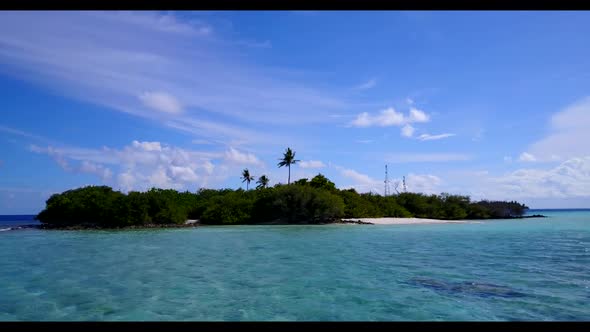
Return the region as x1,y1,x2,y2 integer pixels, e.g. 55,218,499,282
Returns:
342,218,469,225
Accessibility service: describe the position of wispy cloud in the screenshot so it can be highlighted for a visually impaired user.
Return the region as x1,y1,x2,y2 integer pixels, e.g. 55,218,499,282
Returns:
519,152,537,162
386,153,471,163
29,145,73,172
0,124,48,142
96,11,213,36
417,133,455,141
0,11,349,148
350,107,430,128
234,39,272,48
354,78,377,91
299,160,326,169
139,91,183,114
192,139,215,145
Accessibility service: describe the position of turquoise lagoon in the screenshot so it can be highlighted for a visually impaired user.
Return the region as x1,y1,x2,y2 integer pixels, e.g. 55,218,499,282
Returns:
1,210,589,321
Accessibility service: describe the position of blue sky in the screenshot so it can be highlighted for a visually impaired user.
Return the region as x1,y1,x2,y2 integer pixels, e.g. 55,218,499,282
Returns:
1,11,590,213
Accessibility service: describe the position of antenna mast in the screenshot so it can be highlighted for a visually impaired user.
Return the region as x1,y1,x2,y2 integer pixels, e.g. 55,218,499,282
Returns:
402,176,407,192
384,165,390,196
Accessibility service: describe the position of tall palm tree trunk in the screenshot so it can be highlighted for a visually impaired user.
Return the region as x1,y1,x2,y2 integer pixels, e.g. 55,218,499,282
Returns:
288,165,291,184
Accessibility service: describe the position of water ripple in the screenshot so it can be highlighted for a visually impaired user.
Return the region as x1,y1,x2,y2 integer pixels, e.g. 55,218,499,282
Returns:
1,213,590,320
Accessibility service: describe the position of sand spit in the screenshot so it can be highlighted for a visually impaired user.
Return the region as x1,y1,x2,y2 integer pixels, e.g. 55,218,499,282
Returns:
341,218,468,225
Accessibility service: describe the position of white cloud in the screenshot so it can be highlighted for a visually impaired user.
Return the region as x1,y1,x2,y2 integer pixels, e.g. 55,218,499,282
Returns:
132,140,162,152
526,97,590,161
492,156,590,198
79,161,113,181
379,108,406,126
519,152,537,162
351,112,376,127
437,157,590,204
341,168,376,185
401,124,415,138
354,78,377,90
338,167,441,195
339,168,382,193
408,108,429,123
29,140,228,192
299,160,326,169
405,173,442,194
139,91,182,114
386,153,471,163
224,147,262,166
350,107,430,128
117,170,136,192
417,133,455,141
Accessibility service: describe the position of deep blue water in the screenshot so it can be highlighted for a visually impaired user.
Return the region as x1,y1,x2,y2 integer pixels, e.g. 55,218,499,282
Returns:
0,210,589,321
0,215,38,231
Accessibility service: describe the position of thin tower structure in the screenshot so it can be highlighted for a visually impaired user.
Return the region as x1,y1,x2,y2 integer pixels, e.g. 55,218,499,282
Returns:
384,165,390,196
402,176,407,192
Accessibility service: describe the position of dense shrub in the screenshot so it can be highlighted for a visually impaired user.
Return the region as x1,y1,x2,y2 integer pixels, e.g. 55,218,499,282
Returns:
200,191,255,225
36,175,529,227
266,184,344,223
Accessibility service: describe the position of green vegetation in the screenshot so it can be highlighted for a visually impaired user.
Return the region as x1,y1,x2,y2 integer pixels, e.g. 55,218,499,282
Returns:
35,146,530,228
36,174,529,228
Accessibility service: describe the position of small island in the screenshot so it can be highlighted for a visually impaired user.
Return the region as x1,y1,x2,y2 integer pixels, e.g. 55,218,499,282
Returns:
35,173,541,230
34,148,545,229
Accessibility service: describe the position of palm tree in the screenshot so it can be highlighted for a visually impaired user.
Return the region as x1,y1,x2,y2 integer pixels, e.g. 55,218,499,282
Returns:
256,175,270,189
241,168,255,190
277,147,300,185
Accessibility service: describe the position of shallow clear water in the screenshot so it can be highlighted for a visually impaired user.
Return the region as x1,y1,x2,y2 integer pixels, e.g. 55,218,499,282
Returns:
1,210,589,321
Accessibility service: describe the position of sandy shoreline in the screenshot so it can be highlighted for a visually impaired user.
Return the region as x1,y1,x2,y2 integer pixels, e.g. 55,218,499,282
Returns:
341,217,469,225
